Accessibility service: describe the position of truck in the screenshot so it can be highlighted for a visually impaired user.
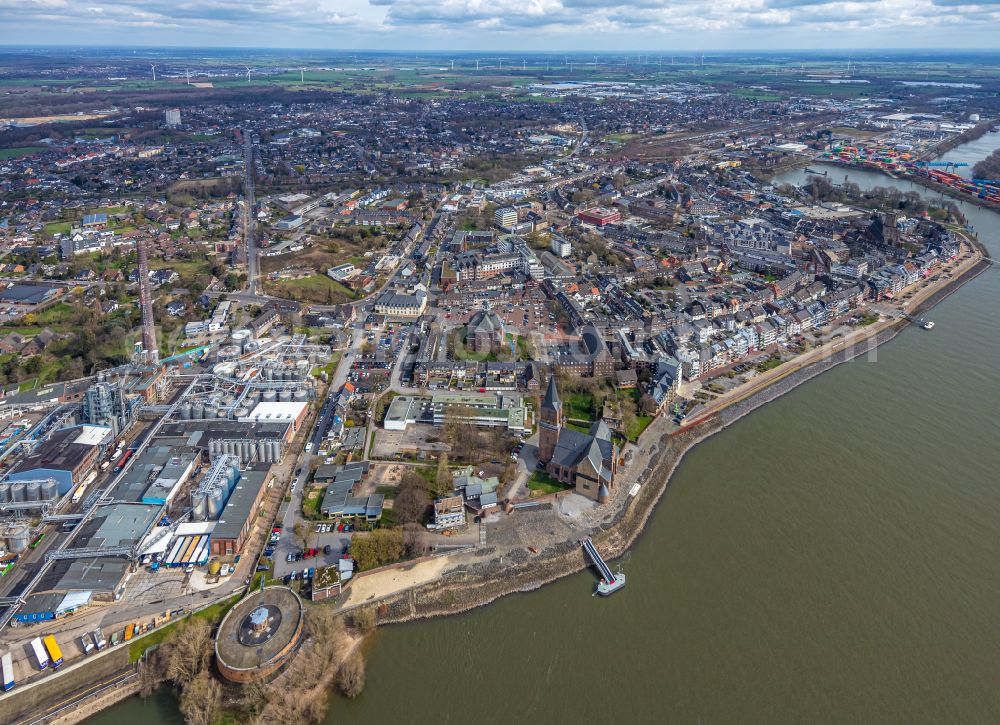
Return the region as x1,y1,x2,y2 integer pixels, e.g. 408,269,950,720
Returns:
81,635,94,655
43,635,63,668
30,637,49,670
93,629,107,651
71,485,86,504
1,652,14,691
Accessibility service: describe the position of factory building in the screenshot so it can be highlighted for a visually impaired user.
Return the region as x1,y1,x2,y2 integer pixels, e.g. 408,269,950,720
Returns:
6,425,111,495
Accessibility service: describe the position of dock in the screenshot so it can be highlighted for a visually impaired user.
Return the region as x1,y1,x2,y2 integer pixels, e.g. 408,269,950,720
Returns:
582,538,625,596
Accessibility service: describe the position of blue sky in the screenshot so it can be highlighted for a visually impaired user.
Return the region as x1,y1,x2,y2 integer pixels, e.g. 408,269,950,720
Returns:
0,0,998,50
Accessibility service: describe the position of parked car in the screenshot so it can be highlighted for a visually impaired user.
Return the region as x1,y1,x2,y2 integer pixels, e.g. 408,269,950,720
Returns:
323,544,332,555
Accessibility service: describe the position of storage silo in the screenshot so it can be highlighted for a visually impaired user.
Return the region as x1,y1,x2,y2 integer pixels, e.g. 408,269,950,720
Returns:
178,403,192,421
234,407,251,420
207,488,225,519
270,441,282,462
217,407,227,419
263,390,277,402
191,492,207,521
0,483,10,504
192,403,205,419
279,390,292,402
41,479,58,501
25,480,41,502
8,525,30,553
294,389,309,402
204,404,217,420
11,481,26,502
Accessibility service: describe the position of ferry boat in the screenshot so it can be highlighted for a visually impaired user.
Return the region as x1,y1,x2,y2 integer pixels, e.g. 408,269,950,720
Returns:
922,321,935,330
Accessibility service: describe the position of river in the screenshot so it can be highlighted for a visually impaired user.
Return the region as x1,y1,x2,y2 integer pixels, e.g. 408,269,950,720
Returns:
89,144,1000,725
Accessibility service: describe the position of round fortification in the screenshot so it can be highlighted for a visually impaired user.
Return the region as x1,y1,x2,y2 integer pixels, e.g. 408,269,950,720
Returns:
215,585,305,683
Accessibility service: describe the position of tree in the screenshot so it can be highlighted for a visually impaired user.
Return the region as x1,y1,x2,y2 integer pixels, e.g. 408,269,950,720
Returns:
337,650,366,698
179,671,222,725
394,475,430,524
402,522,428,558
164,618,212,687
348,528,404,570
639,393,658,416
434,452,451,496
351,606,377,634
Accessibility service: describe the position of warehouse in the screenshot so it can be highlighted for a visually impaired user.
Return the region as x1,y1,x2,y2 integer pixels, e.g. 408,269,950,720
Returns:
210,468,272,556
7,425,110,494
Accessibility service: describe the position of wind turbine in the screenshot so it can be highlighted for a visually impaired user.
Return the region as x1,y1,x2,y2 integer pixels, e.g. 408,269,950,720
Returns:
150,63,157,82
185,68,191,85
245,66,252,84
451,59,455,70
476,59,480,71
300,68,306,83
522,58,526,71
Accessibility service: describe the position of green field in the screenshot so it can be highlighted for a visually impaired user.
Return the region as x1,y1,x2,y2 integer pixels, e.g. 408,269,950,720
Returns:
265,274,358,304
0,147,46,160
527,469,572,495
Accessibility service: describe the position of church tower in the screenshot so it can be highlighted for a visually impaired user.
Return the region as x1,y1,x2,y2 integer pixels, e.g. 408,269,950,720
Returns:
538,375,563,463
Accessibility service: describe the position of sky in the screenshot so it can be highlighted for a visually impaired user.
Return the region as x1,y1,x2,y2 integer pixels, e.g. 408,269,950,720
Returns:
0,0,998,50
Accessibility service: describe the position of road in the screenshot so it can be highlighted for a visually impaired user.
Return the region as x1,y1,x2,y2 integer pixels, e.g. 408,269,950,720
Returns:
242,130,259,296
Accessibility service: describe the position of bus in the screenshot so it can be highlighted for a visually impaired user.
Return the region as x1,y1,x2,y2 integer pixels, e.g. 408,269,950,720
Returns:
42,635,63,668
1,652,14,691
28,534,45,550
29,637,49,670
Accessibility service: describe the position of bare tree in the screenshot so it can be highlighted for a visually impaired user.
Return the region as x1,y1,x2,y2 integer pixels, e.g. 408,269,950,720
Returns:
337,650,366,699
179,671,222,725
165,618,212,687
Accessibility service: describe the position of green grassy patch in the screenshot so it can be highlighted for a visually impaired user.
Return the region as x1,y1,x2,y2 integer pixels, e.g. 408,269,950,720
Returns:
264,274,358,305
527,469,572,495
128,594,239,663
565,391,596,421
0,147,46,160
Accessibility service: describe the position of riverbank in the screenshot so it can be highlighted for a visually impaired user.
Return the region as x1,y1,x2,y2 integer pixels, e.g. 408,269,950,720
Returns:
365,242,990,629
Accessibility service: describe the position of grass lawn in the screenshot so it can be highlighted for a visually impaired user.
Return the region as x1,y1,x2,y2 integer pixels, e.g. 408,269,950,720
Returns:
626,415,654,442
0,147,45,160
42,221,73,236
265,274,358,305
527,469,572,496
565,391,596,421
128,594,239,663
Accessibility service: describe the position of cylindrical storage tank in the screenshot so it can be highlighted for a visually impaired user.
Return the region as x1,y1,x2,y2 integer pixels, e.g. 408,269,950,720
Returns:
263,390,277,402
192,403,205,419
279,390,292,402
204,404,217,420
11,481,26,502
222,441,232,456
264,369,274,381
208,440,218,456
270,441,281,462
8,525,30,553
294,389,309,402
234,407,250,420
26,481,41,502
179,404,192,420
207,489,225,519
191,492,207,521
226,466,239,489
238,441,249,463
0,483,10,504
41,479,58,501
